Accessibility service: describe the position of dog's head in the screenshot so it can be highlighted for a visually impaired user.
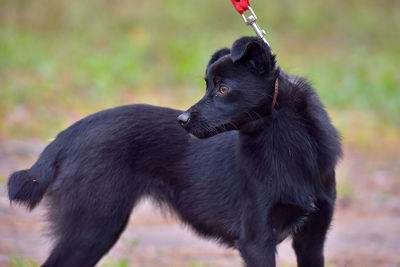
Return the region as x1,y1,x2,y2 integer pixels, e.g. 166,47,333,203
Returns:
177,37,279,138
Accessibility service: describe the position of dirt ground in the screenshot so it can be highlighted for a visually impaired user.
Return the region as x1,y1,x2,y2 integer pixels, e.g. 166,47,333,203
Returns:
0,139,399,267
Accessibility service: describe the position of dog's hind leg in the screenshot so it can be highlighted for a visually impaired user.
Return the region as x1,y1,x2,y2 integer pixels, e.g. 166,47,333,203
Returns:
42,211,131,267
42,169,141,267
291,199,334,267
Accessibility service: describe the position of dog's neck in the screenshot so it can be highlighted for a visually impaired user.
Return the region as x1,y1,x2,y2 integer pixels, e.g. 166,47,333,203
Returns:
238,69,307,139
238,70,318,149
238,70,283,135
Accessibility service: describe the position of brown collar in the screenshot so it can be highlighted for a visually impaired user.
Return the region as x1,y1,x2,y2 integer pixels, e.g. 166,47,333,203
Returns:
271,78,279,109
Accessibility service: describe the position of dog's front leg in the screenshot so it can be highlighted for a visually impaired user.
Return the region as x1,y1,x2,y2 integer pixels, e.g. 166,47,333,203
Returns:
236,210,277,267
236,238,276,267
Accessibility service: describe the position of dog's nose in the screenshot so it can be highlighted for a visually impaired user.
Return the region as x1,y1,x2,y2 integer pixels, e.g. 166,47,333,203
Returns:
177,112,190,126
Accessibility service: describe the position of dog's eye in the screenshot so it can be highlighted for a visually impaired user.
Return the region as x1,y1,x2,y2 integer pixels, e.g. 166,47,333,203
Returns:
218,85,229,95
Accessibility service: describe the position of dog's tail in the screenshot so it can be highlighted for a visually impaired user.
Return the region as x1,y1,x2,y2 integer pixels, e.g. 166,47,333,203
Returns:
8,145,58,210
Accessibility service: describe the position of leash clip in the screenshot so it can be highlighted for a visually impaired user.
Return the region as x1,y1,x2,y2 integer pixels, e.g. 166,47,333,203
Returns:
241,6,269,46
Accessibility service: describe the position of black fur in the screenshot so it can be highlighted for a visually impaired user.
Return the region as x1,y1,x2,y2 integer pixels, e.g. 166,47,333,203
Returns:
8,36,341,267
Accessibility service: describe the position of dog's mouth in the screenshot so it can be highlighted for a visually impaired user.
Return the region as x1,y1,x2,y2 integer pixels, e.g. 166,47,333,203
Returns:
187,125,230,139
182,119,238,139
178,108,268,139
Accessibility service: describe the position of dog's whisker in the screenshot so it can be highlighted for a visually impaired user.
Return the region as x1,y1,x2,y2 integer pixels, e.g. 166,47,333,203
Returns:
252,111,264,122
228,122,239,130
246,111,255,122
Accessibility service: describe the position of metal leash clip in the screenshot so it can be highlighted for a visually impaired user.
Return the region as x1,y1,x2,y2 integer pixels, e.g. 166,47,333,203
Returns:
241,6,270,46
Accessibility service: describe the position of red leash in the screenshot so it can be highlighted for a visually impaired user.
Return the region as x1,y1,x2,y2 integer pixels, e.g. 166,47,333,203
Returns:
230,0,270,46
230,0,250,14
231,0,277,109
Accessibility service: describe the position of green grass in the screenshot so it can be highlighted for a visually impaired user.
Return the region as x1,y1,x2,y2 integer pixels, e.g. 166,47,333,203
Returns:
188,261,213,267
0,0,399,147
9,255,40,267
101,258,130,267
377,191,391,204
337,179,354,200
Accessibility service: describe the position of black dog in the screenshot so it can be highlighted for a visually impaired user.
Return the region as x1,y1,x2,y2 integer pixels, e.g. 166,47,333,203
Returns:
8,36,341,267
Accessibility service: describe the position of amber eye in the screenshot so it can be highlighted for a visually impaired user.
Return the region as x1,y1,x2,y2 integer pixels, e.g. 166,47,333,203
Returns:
218,85,229,95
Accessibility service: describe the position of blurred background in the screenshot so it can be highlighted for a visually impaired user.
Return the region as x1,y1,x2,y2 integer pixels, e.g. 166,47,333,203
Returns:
0,0,399,266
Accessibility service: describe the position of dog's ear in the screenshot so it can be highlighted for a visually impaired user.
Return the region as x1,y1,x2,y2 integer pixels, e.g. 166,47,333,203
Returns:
231,37,276,75
206,48,231,72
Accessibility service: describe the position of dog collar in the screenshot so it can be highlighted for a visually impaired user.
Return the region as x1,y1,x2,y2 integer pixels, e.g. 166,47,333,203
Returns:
271,78,278,110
